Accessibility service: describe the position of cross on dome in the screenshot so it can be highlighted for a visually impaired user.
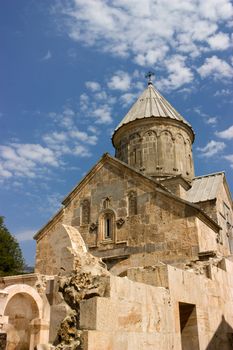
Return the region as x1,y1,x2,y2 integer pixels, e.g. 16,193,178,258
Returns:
145,71,155,85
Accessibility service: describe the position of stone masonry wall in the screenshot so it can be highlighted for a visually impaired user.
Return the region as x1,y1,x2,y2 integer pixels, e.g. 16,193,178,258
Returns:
79,258,233,349
35,161,217,275
113,119,194,181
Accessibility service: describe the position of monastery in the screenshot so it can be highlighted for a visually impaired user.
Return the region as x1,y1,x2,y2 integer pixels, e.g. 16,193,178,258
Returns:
0,78,233,350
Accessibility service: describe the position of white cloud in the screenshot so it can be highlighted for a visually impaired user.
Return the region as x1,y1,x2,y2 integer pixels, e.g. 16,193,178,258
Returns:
207,32,231,50
62,108,75,129
199,0,233,21
0,164,12,178
88,125,100,134
0,143,59,179
216,125,233,139
94,91,108,100
56,0,233,86
80,93,89,111
206,117,217,125
73,145,92,157
16,144,58,166
135,47,169,66
224,154,233,168
0,98,101,182
197,140,226,157
69,130,98,145
91,105,112,124
194,108,218,126
193,107,208,118
214,88,231,96
197,56,233,79
158,55,194,90
107,71,131,91
43,131,67,144
85,81,101,91
15,229,35,241
41,50,52,61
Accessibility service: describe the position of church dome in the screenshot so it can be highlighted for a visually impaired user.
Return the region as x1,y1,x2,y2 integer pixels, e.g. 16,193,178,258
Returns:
112,81,195,181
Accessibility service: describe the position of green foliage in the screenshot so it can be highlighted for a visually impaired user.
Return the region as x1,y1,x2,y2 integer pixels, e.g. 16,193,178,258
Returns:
0,216,25,276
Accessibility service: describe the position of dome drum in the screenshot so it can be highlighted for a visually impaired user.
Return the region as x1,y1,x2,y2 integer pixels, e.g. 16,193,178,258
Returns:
112,82,195,181
113,118,194,181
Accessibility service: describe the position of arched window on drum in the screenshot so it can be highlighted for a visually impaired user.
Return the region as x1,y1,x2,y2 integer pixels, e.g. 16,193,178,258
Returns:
142,130,157,174
159,131,175,173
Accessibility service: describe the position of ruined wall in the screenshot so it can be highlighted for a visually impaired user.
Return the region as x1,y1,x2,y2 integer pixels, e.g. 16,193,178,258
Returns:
79,275,178,350
168,258,233,349
79,258,233,350
52,257,233,350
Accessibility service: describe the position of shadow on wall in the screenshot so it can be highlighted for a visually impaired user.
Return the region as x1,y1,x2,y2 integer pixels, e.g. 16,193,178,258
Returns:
206,315,233,350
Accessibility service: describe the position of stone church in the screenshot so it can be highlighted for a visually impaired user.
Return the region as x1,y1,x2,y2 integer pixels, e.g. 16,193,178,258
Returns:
0,80,233,350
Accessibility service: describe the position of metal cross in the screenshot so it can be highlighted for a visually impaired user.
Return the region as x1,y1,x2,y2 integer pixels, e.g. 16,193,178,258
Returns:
145,71,155,84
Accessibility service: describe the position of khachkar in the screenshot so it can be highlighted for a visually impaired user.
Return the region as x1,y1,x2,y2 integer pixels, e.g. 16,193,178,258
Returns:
112,73,195,181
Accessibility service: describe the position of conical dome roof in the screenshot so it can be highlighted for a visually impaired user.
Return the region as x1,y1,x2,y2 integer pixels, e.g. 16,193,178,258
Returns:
115,82,193,132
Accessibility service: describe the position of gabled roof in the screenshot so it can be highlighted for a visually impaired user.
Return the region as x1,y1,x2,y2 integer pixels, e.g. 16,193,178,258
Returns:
34,153,220,241
187,172,225,203
62,153,169,205
114,82,193,133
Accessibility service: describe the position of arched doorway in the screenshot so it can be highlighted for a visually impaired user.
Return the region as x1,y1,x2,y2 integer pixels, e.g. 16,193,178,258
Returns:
2,284,46,350
5,292,39,349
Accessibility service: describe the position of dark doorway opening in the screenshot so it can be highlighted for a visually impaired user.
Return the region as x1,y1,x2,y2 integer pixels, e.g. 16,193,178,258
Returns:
179,302,200,350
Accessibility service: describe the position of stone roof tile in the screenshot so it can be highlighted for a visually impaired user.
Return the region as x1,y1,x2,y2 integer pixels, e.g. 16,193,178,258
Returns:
115,82,192,131
187,172,224,203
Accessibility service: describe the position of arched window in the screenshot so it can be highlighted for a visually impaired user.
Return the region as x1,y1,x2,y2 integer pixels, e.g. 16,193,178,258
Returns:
99,210,116,241
81,199,90,225
128,191,137,216
104,212,113,239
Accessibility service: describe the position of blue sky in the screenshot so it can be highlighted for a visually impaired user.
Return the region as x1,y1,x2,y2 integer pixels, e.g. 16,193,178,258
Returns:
0,0,233,266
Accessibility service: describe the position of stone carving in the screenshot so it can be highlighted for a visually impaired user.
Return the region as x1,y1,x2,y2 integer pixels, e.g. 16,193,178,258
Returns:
35,275,47,296
116,218,125,228
89,222,98,232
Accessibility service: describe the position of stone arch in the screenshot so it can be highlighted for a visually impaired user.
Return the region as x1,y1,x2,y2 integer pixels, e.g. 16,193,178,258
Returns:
98,209,116,242
129,132,142,142
116,136,128,163
109,257,131,276
175,133,186,174
128,132,142,168
142,129,157,138
2,284,44,350
3,284,43,318
158,130,175,173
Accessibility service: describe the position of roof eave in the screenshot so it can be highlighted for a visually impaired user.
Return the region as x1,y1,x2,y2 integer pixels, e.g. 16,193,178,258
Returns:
112,116,195,146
